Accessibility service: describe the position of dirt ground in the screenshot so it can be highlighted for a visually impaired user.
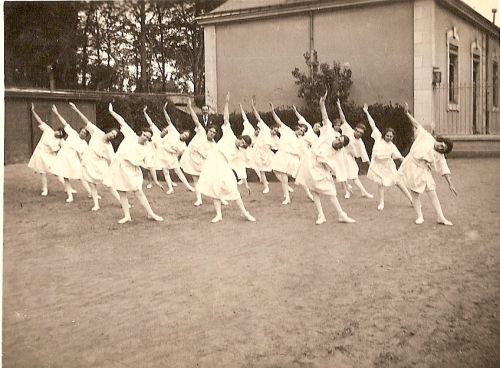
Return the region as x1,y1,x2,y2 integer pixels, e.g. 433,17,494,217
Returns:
3,159,500,368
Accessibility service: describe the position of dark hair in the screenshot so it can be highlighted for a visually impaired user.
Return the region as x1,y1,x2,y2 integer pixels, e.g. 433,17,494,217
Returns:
382,127,396,139
140,127,153,135
275,131,281,139
239,134,252,147
107,127,119,135
332,118,342,126
206,124,218,132
299,123,308,132
341,134,350,147
180,129,191,136
435,136,453,154
355,123,366,132
269,123,279,130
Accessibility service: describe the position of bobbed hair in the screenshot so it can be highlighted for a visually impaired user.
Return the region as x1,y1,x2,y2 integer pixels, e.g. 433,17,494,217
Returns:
341,134,350,147
239,134,252,147
355,123,366,132
435,136,453,154
382,127,396,139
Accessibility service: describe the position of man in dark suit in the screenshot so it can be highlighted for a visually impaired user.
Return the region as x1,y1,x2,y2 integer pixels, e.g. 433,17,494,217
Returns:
201,105,211,129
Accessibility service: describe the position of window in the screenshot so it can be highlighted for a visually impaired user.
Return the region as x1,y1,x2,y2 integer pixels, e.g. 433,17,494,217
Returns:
447,27,460,110
494,61,498,108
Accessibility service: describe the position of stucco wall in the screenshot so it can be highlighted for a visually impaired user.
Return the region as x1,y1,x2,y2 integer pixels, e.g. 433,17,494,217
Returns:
215,15,309,112
4,97,96,164
486,35,500,134
314,1,414,107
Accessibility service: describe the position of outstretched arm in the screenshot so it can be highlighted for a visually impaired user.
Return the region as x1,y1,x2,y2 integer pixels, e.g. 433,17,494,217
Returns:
187,98,203,130
31,103,45,127
108,103,128,128
240,103,249,122
51,105,69,127
336,98,347,124
292,105,308,125
143,106,155,128
269,103,283,127
443,174,458,196
319,90,329,123
362,104,377,131
251,98,264,123
163,101,180,135
404,102,420,129
69,102,92,126
223,92,230,127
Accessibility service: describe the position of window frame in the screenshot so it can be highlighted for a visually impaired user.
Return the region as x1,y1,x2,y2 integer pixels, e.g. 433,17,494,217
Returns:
447,27,460,111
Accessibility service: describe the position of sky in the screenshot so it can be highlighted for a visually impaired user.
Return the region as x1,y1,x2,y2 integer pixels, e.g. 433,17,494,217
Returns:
463,0,500,26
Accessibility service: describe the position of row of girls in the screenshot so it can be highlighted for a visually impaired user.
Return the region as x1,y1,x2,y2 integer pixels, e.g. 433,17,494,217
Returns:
28,91,457,225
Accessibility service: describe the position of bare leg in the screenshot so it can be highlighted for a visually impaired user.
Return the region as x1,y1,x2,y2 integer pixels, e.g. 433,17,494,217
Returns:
328,194,355,223
118,191,132,224
303,185,314,201
354,178,373,198
41,173,48,196
145,169,153,189
148,169,160,188
80,178,92,197
396,181,413,204
192,176,202,206
234,196,256,221
261,172,269,194
162,169,174,193
109,187,121,202
377,184,385,210
211,199,223,223
90,183,100,211
274,171,290,204
174,167,195,192
134,189,163,221
342,181,352,199
410,190,424,224
427,189,452,225
64,178,74,203
312,192,326,224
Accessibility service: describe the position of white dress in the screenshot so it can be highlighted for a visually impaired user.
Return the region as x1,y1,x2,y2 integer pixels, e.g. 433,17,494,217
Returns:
179,125,216,176
366,127,404,187
295,136,341,196
103,124,148,192
28,123,61,174
196,133,244,201
398,125,450,193
340,121,370,180
143,123,163,171
81,122,115,184
251,120,276,172
157,125,186,170
219,122,247,180
242,118,258,171
51,125,88,180
271,124,302,178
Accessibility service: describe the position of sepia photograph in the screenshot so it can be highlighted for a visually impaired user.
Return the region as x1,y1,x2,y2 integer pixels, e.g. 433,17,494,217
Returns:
3,0,500,367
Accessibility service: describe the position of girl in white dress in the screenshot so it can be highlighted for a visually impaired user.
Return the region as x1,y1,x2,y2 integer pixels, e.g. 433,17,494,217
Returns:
399,103,457,225
28,103,64,196
240,104,262,184
196,92,256,223
295,133,356,225
250,99,278,194
69,102,120,211
270,103,306,204
182,98,217,206
105,103,163,224
363,104,413,210
50,105,91,203
157,102,195,194
142,106,167,190
336,98,374,199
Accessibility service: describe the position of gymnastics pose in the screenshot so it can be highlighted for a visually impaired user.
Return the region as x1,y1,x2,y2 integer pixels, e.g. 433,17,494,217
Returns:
362,104,413,210
181,98,218,206
157,102,195,194
270,103,307,204
105,103,163,224
240,103,264,184
292,105,319,146
28,103,64,196
399,103,457,225
336,98,373,199
196,92,256,223
142,106,166,190
50,105,91,203
69,102,120,211
295,133,356,224
250,99,278,194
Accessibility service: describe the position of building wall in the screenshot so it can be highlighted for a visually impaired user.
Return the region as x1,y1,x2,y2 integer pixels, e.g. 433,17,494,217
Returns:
433,2,496,135
215,15,310,112
4,97,96,164
314,1,414,107
486,34,500,134
211,1,414,113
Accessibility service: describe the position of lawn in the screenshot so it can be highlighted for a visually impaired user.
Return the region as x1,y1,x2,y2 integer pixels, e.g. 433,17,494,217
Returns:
3,159,500,368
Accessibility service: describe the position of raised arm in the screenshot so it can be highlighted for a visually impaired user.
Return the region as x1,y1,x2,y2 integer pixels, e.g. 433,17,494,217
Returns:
223,92,230,126
336,98,347,124
269,103,283,127
240,103,249,123
187,98,203,130
31,103,45,127
143,106,155,128
292,105,308,126
319,90,330,123
163,101,179,135
362,104,377,131
51,105,69,127
108,103,128,128
251,98,264,123
69,102,93,126
404,102,420,129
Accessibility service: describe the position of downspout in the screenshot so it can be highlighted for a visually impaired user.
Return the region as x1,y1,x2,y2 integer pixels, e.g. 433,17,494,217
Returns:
309,11,314,80
485,34,489,134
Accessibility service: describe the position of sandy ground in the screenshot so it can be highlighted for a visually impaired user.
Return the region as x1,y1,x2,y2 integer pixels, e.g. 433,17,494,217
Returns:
3,159,500,368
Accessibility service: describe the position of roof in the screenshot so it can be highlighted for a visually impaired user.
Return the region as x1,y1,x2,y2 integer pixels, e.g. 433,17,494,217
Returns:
198,0,499,37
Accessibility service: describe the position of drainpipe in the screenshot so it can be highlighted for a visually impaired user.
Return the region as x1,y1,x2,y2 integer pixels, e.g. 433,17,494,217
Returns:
309,11,314,80
485,34,489,134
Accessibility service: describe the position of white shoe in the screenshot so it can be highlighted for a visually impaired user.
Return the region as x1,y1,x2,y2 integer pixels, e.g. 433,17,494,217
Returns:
148,213,164,222
237,180,243,185
194,200,202,207
66,196,74,203
362,192,374,199
41,190,48,197
166,188,174,195
91,205,100,212
344,192,351,199
211,215,222,223
187,186,195,192
288,186,294,193
316,215,326,225
243,212,256,222
377,202,384,211
221,199,229,206
282,198,291,205
415,217,424,225
172,182,178,187
71,188,78,194
307,193,314,202
263,186,269,194
146,183,153,189
118,216,132,224
437,218,453,226
339,213,356,223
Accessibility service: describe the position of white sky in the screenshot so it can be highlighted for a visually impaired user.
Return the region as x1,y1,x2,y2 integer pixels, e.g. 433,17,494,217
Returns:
463,0,500,25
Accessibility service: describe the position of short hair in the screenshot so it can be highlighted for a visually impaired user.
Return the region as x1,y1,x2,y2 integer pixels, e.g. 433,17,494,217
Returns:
355,123,366,132
341,134,350,147
206,124,218,132
180,129,191,136
332,118,342,126
382,127,396,139
140,127,153,135
436,136,453,154
299,123,308,132
240,134,252,147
